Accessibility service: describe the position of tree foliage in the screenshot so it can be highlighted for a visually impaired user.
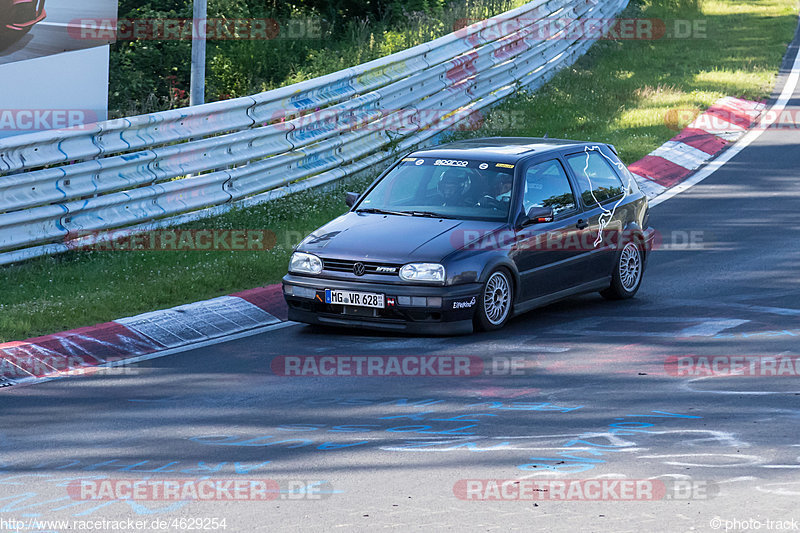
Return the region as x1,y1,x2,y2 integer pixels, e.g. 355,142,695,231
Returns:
109,0,498,117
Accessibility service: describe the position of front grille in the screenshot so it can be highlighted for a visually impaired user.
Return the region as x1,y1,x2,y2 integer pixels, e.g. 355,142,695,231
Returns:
321,258,401,276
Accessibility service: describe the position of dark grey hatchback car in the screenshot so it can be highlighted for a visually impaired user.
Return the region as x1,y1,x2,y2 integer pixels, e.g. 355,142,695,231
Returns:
283,137,656,334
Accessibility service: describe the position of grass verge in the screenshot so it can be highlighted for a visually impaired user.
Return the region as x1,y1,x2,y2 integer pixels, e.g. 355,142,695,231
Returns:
0,0,796,342
457,0,798,163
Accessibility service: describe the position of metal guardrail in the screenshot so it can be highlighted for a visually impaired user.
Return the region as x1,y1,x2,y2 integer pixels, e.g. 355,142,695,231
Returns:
0,0,628,265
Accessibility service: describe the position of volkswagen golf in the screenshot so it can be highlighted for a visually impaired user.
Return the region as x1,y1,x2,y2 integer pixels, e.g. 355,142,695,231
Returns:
283,137,656,334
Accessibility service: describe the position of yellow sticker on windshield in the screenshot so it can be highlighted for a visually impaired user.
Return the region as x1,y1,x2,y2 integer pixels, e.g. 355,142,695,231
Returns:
496,163,515,169
402,158,417,162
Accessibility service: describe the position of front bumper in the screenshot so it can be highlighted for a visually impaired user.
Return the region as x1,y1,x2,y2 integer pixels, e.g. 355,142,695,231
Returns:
282,274,482,335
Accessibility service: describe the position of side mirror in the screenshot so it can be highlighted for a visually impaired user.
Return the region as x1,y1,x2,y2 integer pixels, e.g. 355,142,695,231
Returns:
345,191,360,208
521,206,554,226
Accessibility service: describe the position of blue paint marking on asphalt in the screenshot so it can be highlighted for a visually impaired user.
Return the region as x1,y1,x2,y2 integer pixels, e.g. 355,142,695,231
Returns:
302,397,447,407
713,329,800,339
0,459,301,519
301,397,583,412
0,461,273,475
516,411,702,473
189,398,585,456
0,488,189,517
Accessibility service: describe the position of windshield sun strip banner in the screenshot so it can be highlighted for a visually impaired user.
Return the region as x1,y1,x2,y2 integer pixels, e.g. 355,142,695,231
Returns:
402,158,515,172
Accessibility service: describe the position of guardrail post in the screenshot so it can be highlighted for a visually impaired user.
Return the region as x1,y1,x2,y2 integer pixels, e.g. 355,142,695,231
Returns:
191,0,207,107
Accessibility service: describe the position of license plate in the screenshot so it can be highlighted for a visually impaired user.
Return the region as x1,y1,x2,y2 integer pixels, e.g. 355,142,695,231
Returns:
325,289,384,309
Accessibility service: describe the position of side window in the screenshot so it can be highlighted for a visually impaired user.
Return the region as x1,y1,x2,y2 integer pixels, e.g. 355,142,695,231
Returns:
566,151,625,205
522,159,577,215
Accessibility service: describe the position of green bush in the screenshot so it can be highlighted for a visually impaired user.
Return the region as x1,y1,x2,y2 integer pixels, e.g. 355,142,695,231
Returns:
109,0,518,117
110,2,193,116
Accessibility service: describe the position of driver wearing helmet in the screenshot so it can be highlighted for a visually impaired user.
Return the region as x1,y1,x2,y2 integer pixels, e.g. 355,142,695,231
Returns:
493,173,513,201
436,170,471,207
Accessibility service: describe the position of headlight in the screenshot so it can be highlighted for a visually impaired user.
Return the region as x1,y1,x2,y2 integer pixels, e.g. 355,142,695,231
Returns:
289,252,323,274
399,263,445,283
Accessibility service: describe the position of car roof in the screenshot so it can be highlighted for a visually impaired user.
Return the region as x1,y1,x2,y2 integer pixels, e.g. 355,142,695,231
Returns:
410,137,601,164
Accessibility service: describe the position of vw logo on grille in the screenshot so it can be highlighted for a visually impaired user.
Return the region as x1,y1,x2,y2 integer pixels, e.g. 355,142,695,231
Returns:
353,262,366,276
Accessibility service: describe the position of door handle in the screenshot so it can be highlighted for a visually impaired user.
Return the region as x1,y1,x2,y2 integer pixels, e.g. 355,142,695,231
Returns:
576,219,589,230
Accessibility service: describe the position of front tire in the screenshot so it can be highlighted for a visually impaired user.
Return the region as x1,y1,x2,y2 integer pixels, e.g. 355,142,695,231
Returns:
474,269,513,331
601,241,643,300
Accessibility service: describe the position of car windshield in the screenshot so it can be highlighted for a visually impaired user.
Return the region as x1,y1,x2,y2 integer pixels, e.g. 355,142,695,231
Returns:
356,156,516,221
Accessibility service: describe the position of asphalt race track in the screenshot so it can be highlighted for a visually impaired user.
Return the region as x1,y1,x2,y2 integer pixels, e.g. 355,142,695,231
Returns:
2,31,800,533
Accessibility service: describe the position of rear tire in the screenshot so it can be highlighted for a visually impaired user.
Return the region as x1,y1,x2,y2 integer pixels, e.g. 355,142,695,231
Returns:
474,268,513,331
601,241,643,300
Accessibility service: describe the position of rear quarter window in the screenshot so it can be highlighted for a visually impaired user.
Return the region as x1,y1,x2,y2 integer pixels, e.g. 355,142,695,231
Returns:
566,151,625,205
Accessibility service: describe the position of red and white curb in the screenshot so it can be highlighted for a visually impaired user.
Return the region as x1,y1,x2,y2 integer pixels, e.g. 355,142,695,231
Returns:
628,96,766,198
0,285,287,387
